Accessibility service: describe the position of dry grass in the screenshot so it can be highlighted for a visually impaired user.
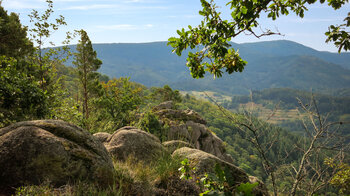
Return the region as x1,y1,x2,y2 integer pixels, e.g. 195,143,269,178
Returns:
14,154,187,196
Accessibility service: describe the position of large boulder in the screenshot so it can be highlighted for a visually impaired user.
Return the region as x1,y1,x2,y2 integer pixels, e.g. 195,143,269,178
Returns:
185,121,234,163
153,101,174,110
93,132,111,144
153,102,233,164
0,120,114,192
173,147,248,184
104,126,169,162
162,140,194,154
155,108,207,125
173,147,268,196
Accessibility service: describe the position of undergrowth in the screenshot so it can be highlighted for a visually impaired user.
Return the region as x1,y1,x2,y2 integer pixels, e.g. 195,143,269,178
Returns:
14,154,184,196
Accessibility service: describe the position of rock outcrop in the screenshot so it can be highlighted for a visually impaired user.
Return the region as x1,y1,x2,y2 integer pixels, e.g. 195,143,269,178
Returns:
249,176,270,196
173,147,248,184
104,126,169,162
153,101,174,110
162,140,194,154
154,108,207,125
173,147,268,196
154,101,234,164
0,120,114,191
93,132,111,144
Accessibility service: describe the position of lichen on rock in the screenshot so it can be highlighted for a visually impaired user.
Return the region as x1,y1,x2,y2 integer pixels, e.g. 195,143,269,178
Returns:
0,120,114,191
104,126,169,163
153,102,234,164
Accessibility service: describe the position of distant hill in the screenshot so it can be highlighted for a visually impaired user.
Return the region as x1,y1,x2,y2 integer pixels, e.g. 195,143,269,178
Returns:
65,40,350,95
236,40,350,69
225,88,350,138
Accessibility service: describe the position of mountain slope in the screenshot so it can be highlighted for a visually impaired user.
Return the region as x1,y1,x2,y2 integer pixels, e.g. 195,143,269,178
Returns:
65,40,350,95
237,40,350,69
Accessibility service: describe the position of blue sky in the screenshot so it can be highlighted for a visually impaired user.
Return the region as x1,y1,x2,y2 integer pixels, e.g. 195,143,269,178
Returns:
2,0,349,52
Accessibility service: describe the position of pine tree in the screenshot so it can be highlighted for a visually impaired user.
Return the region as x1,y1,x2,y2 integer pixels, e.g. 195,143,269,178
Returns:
73,30,102,128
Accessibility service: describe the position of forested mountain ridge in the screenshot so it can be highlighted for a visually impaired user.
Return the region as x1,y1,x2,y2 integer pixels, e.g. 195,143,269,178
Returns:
236,40,350,69
65,40,350,95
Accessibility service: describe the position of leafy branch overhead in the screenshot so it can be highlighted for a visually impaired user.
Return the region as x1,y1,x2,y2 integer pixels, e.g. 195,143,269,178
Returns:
326,12,350,53
168,0,349,78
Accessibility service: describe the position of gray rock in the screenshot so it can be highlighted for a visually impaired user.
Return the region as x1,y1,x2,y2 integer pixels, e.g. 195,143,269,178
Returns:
162,140,194,153
105,126,169,162
0,120,114,190
168,121,234,164
93,132,111,144
154,101,174,110
173,147,268,195
173,147,248,184
154,109,207,125
168,124,190,141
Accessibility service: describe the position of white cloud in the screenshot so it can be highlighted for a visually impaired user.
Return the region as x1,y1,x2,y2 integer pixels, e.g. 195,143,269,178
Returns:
125,0,143,2
61,2,167,11
167,14,200,19
287,18,343,23
285,32,320,37
123,0,160,3
96,24,154,30
97,24,137,30
63,4,119,10
55,0,88,2
2,0,44,9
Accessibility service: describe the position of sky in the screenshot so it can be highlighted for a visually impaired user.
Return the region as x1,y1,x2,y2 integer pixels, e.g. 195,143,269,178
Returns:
2,0,349,52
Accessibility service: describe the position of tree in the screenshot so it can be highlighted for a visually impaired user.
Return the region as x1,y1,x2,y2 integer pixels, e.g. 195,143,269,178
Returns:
0,2,33,59
0,56,48,127
73,29,102,128
288,97,348,196
205,92,349,195
168,0,349,78
0,3,50,127
28,0,70,90
326,12,350,52
325,158,350,194
96,77,144,133
150,85,182,104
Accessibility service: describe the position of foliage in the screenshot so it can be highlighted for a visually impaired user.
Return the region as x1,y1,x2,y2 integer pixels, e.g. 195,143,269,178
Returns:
177,159,258,196
197,159,258,195
95,77,144,133
0,3,33,58
25,0,74,122
199,164,234,195
1,1,349,195
325,158,350,194
168,0,247,79
236,182,259,196
138,111,166,141
326,12,350,53
179,158,195,180
28,0,71,89
0,0,73,127
179,94,349,195
0,56,48,127
227,88,350,138
14,154,184,196
73,29,102,129
77,42,350,96
168,0,349,78
150,85,182,104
